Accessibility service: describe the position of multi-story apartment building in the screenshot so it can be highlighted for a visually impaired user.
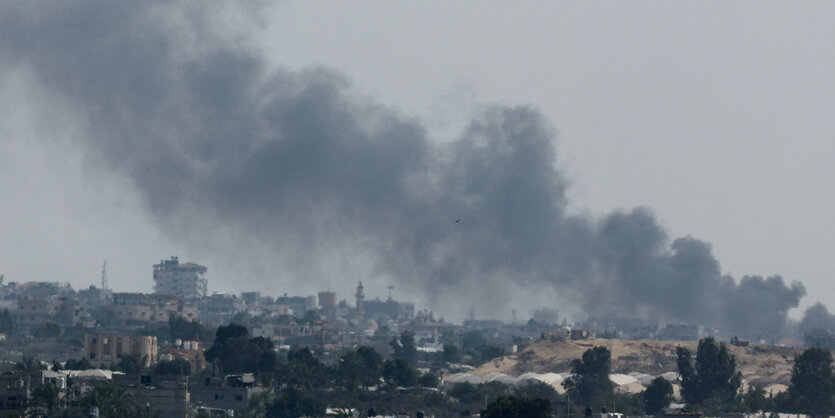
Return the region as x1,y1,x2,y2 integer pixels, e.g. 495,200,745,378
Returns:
196,293,244,324
16,296,60,325
84,333,158,368
0,371,56,414
17,296,89,327
153,256,207,300
110,293,198,325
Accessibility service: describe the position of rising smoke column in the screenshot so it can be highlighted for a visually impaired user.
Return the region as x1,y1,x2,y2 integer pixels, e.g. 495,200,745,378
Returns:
799,303,835,335
0,1,805,332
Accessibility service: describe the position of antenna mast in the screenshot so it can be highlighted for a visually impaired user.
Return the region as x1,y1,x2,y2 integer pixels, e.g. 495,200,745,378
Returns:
101,260,109,290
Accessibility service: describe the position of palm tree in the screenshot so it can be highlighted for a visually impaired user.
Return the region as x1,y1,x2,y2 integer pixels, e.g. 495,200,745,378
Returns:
82,382,135,418
134,404,161,418
13,355,45,371
30,382,59,415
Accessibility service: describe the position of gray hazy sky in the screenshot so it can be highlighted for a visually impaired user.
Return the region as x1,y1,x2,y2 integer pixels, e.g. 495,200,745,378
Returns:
0,1,833,320
261,1,835,315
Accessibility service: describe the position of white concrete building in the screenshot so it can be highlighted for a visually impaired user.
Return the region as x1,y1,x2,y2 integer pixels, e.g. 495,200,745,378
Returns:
152,256,207,300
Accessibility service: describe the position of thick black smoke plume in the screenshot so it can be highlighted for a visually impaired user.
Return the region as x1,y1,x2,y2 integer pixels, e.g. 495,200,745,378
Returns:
0,1,806,331
799,303,835,335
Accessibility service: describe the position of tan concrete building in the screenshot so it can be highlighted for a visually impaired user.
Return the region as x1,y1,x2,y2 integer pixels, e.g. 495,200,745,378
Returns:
16,296,59,325
110,300,198,324
161,340,206,373
84,333,158,368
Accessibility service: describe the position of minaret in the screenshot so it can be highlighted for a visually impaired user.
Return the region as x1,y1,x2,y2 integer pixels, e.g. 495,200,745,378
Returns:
355,281,365,323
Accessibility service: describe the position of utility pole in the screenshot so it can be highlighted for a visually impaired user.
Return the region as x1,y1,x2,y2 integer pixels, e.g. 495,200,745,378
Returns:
566,393,570,418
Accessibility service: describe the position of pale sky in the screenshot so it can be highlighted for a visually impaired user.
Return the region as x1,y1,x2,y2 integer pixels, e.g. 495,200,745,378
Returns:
0,1,833,321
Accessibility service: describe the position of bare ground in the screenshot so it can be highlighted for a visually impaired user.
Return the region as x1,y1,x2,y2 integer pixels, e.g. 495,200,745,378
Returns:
474,338,800,386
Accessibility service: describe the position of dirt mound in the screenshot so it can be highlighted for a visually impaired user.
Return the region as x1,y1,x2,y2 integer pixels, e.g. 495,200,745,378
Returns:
474,338,799,386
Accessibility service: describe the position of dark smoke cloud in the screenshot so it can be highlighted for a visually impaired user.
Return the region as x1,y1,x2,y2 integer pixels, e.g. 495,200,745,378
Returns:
0,1,806,331
799,303,835,335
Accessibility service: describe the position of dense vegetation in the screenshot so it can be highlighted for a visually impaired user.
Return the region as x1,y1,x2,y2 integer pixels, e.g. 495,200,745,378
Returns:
10,316,835,418
672,337,835,416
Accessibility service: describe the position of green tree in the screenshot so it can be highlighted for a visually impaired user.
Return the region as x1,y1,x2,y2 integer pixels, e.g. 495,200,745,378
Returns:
336,350,363,394
14,355,45,371
216,323,248,341
786,347,834,415
267,386,325,418
462,330,487,351
739,385,775,413
443,343,461,363
241,388,275,417
417,372,439,388
382,358,417,388
154,357,191,375
134,405,162,418
355,346,382,386
390,331,417,366
30,382,60,414
676,337,741,406
81,382,135,418
336,346,382,394
252,337,278,373
206,324,276,378
284,347,326,389
477,344,504,361
168,315,214,342
0,308,16,335
64,357,94,370
515,381,559,406
117,353,145,374
562,346,613,407
447,381,479,403
643,377,673,414
482,395,551,418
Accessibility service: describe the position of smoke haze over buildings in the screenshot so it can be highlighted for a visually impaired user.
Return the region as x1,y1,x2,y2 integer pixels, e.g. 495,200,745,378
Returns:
0,1,812,331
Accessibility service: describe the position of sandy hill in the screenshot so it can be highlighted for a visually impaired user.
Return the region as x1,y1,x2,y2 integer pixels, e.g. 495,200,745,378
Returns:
474,338,799,387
